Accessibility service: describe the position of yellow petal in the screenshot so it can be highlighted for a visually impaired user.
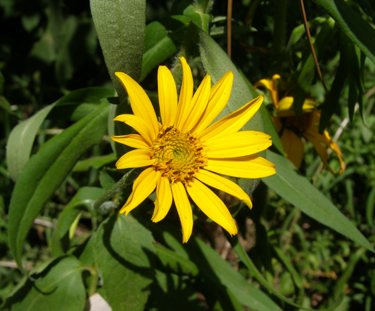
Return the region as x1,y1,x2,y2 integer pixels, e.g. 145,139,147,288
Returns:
304,130,346,174
199,95,263,141
254,74,280,108
195,170,252,209
192,71,234,134
174,57,193,129
180,74,211,132
115,149,154,170
186,179,237,236
277,97,316,117
111,134,150,149
115,72,159,139
206,155,276,179
120,167,158,215
158,66,178,127
205,130,272,158
114,114,156,145
171,182,193,243
152,175,173,223
280,129,304,169
277,96,295,117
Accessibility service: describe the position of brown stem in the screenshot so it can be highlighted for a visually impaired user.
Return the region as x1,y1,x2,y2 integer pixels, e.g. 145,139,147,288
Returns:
298,0,328,92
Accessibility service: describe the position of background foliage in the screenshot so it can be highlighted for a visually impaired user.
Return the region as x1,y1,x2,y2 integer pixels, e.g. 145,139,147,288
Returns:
1,0,375,310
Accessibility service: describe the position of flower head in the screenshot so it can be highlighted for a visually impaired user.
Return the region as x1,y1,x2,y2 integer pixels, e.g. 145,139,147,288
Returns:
255,74,345,174
112,57,276,242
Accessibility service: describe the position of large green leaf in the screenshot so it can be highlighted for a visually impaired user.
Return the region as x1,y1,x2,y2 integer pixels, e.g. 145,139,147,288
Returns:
263,151,374,252
140,17,189,82
8,104,110,269
313,0,375,64
6,87,114,182
90,0,146,100
50,187,106,257
199,30,283,195
151,222,283,311
94,214,155,311
0,256,86,311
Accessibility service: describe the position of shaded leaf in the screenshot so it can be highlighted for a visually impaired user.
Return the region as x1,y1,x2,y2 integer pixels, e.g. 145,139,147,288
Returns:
263,151,374,252
51,187,106,257
8,104,110,269
6,87,114,182
293,18,335,115
0,256,85,311
152,222,283,311
313,0,375,64
94,214,155,311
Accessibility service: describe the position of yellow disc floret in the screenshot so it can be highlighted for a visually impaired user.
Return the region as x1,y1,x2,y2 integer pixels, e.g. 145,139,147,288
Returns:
152,126,206,184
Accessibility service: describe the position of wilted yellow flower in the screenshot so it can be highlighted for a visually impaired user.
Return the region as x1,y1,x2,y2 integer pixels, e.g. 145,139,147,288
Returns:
112,57,275,242
255,74,345,174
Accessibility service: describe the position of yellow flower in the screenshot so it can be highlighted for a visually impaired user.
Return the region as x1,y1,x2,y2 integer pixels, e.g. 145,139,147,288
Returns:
255,74,345,174
112,57,276,242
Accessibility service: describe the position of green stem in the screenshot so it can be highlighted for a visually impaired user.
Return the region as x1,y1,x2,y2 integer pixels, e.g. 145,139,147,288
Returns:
92,168,139,214
82,266,99,297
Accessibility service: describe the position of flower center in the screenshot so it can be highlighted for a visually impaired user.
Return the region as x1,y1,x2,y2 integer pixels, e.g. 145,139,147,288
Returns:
151,126,207,184
282,113,313,133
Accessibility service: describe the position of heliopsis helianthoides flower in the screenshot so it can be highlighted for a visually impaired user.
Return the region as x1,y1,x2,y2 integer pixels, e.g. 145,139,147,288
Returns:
255,74,345,174
111,57,276,242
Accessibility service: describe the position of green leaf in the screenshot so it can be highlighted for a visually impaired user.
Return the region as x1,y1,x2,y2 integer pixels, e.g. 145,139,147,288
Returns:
90,0,146,100
48,87,115,121
6,104,55,182
146,269,207,311
72,154,116,172
94,214,155,311
0,256,86,311
293,18,335,115
312,0,375,64
333,248,366,299
228,234,344,310
199,30,283,195
6,87,114,182
51,187,106,257
152,222,283,311
155,244,199,277
263,151,374,253
140,17,189,82
8,104,110,270
0,96,17,115
183,5,211,33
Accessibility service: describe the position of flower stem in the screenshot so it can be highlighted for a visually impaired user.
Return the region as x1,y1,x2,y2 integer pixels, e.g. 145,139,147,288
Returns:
92,168,139,214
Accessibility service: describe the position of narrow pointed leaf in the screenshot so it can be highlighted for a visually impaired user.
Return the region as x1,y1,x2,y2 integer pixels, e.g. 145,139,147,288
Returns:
313,0,375,64
8,104,110,269
263,151,374,252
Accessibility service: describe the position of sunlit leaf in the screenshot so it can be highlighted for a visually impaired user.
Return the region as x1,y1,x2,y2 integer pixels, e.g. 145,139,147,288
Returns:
91,0,146,100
